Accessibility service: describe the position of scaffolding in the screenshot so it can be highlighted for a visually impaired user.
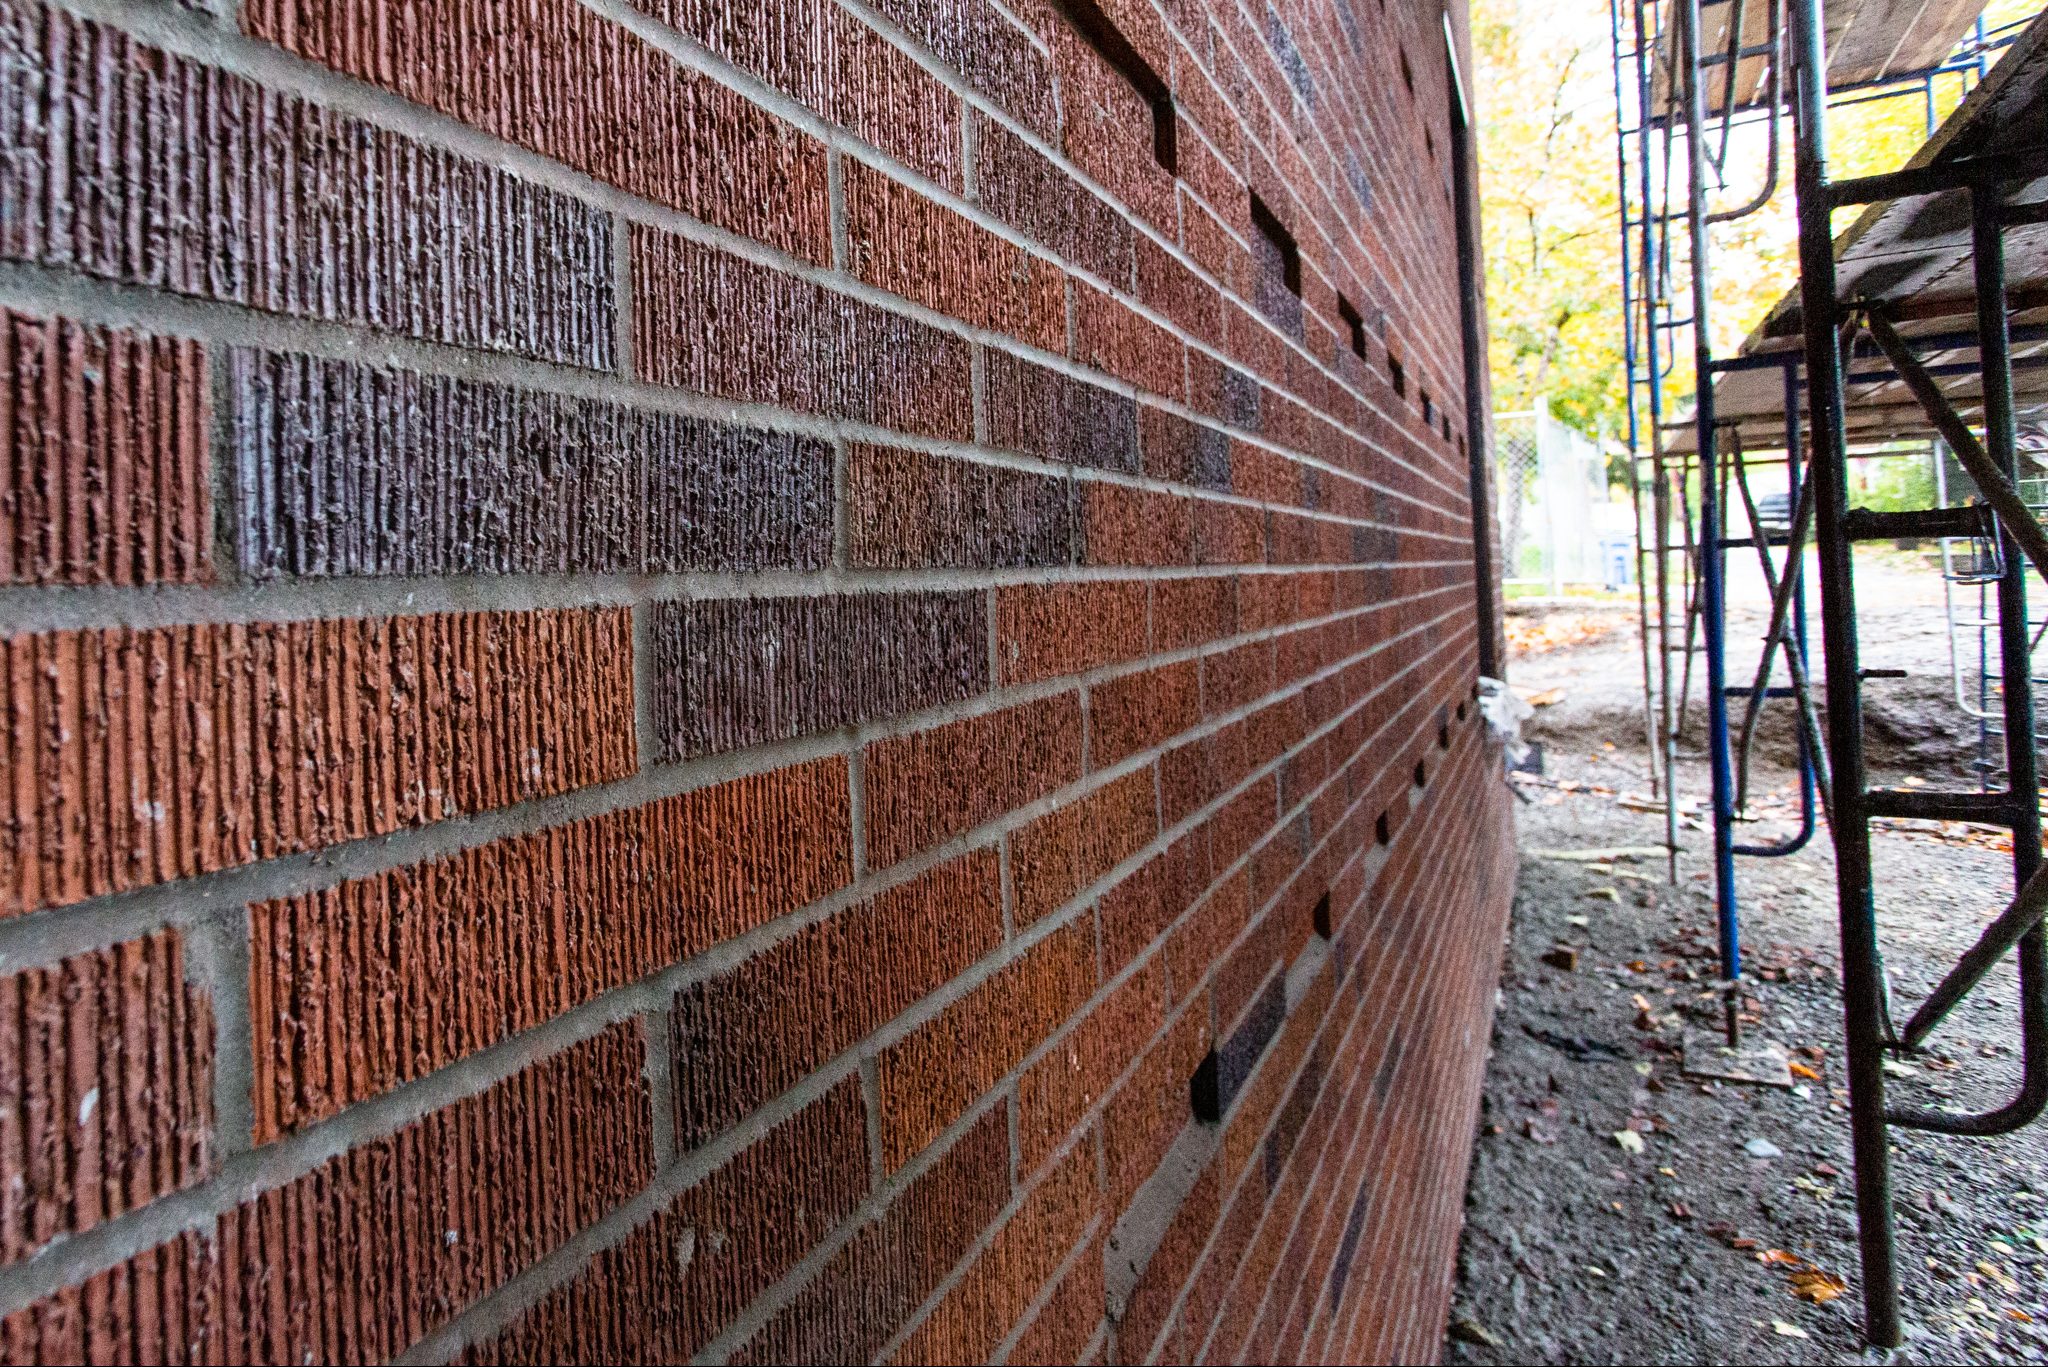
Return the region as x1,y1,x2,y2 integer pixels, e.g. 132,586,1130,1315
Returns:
1609,0,2048,1343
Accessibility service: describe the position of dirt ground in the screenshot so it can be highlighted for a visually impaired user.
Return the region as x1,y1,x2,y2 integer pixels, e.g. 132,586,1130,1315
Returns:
1445,552,2048,1365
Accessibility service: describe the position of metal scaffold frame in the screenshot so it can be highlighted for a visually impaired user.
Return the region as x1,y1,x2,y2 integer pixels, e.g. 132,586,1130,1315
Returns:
1608,0,2048,1343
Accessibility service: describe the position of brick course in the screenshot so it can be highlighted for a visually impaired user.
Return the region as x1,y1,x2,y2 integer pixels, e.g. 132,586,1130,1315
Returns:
0,0,1512,1359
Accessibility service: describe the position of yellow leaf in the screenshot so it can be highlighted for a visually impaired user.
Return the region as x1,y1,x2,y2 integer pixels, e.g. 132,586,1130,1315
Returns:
1790,1267,1848,1304
1789,1061,1822,1081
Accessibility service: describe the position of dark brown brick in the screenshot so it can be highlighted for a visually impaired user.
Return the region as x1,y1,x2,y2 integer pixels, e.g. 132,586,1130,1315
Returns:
974,118,1134,283
848,444,1072,569
868,0,1058,138
652,592,988,760
228,350,831,578
633,229,971,441
0,932,213,1268
0,1,613,368
671,849,1002,1148
0,312,209,586
985,351,1139,473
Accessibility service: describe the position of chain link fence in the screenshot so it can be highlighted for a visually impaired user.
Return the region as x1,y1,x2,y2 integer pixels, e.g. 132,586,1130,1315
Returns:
1496,403,1623,593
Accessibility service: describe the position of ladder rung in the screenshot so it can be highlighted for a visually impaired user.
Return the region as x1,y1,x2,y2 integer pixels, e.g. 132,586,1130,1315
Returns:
1845,505,1992,542
1865,788,2024,825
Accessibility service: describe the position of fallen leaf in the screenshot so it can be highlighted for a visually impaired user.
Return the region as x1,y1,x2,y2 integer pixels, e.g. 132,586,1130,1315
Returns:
1613,1130,1646,1155
1789,1061,1822,1081
1790,1267,1847,1304
1757,1249,1802,1267
1525,687,1566,706
2008,1309,2034,1324
1669,1201,1693,1220
1772,1320,1809,1339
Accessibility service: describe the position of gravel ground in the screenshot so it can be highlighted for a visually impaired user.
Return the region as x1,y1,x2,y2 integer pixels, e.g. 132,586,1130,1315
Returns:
1446,560,2048,1364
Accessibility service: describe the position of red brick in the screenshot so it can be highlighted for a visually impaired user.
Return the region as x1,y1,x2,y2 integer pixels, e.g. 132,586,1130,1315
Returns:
467,1078,870,1364
244,0,831,262
876,919,1095,1171
864,693,1084,867
1074,282,1185,399
672,849,1001,1147
2,609,635,918
0,932,212,1268
846,161,1064,349
1007,1227,1108,1365
737,1103,1012,1363
2,1024,651,1365
848,444,1073,570
1008,768,1158,926
1153,575,1239,651
247,757,849,1140
998,580,1147,685
633,229,971,441
1083,483,1194,567
1117,1156,1222,1358
1100,832,1208,983
1017,956,1167,1175
891,1143,1099,1364
1102,1003,1211,1212
1091,660,1200,769
0,312,209,586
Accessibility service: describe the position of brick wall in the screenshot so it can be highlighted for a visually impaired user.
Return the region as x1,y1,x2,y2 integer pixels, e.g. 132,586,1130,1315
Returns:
0,0,1516,1359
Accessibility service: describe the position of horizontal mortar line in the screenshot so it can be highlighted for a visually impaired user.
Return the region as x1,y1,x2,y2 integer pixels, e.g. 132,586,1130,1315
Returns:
0,261,1462,541
51,0,1468,511
0,574,1455,975
0,554,1476,635
1179,830,1460,1367
871,1133,1112,1364
1179,18,1470,396
989,1211,1108,1365
810,0,1463,476
1267,803,1488,1363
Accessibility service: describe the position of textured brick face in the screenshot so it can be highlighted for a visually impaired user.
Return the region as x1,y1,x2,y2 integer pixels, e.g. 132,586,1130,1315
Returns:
0,313,209,585
863,692,1085,868
0,931,213,1267
0,0,615,368
247,758,850,1140
633,229,972,442
227,351,833,577
3,609,635,917
0,0,1510,1357
651,592,988,760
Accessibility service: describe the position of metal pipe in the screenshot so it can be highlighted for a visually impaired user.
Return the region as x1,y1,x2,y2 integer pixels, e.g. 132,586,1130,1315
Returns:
1614,0,1665,795
1708,0,1783,222
1788,0,1900,1337
1635,0,1683,879
1677,0,1744,1040
1894,180,2048,1139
